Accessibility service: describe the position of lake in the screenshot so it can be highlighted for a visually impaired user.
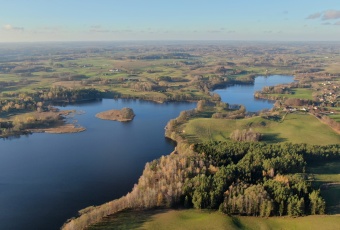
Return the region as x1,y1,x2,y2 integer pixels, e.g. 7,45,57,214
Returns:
213,75,295,112
0,99,196,230
0,75,294,230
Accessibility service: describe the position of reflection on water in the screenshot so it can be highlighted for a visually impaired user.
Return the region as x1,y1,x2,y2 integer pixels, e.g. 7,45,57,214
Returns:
0,99,195,230
213,75,295,112
0,75,294,229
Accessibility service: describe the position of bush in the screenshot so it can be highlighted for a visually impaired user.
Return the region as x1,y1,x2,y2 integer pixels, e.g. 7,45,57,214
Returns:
230,129,262,142
120,108,135,120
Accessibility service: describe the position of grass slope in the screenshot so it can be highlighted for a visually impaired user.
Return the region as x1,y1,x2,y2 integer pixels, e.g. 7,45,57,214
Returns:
269,88,314,100
183,113,340,145
307,160,340,214
88,209,340,230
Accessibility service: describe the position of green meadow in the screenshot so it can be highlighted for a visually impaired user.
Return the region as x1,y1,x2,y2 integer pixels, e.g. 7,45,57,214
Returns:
182,113,340,145
307,160,340,214
88,209,340,230
268,88,314,100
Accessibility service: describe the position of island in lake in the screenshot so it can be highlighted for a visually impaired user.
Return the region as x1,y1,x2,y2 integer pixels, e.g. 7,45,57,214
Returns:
96,107,135,122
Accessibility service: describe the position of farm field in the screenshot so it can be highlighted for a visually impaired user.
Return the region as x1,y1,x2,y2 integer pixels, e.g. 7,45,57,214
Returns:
182,113,340,145
88,209,340,230
307,160,340,214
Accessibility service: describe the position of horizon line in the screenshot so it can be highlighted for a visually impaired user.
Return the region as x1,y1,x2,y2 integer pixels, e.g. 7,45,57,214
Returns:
1,39,340,44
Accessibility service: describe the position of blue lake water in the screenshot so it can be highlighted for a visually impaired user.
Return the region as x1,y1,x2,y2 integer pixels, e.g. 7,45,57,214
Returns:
0,75,294,230
0,99,196,230
213,75,295,112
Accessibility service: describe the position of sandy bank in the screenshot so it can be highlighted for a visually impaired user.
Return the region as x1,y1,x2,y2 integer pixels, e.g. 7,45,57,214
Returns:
29,123,86,134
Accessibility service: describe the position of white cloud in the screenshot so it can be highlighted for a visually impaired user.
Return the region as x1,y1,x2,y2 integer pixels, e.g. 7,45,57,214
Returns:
3,24,24,31
3,25,12,30
306,12,322,19
322,10,340,20
306,10,340,21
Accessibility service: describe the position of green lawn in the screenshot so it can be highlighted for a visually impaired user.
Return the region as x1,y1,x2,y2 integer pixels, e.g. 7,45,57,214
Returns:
290,88,314,100
329,114,340,122
183,113,340,145
307,160,340,214
270,88,314,100
325,62,340,74
88,209,340,230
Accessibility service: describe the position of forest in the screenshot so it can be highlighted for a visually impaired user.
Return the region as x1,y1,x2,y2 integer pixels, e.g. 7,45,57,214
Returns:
1,42,340,139
0,42,339,229
62,141,340,230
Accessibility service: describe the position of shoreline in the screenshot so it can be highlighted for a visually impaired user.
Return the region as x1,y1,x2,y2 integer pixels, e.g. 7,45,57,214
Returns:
0,77,263,139
29,123,86,134
0,109,86,138
95,109,135,122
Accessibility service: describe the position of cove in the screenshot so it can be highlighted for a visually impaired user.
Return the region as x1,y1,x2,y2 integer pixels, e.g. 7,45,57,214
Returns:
0,75,294,230
0,99,196,230
213,75,295,112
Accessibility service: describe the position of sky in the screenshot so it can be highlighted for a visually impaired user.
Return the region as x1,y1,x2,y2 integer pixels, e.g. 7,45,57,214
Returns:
1,0,340,42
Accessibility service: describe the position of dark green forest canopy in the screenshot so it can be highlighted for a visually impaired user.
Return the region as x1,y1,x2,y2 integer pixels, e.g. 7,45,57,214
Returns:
183,141,340,216
62,141,340,229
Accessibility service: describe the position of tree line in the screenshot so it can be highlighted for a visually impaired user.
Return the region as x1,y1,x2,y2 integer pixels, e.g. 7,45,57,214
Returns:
62,141,340,230
0,86,101,114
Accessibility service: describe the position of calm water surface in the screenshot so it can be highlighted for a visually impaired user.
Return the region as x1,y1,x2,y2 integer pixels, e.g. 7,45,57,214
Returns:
214,75,295,112
0,99,196,230
0,75,294,230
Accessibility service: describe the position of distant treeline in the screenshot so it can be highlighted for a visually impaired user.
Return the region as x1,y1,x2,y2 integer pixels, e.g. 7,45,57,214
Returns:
0,87,102,137
61,141,340,230
39,87,100,103
0,112,62,137
1,85,208,116
0,87,101,114
127,53,194,60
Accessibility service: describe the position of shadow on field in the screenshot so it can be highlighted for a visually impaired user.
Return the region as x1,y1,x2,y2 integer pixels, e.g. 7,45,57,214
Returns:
307,160,340,214
183,134,200,143
261,133,287,143
88,209,168,230
231,216,246,229
308,161,340,175
193,111,214,118
322,186,340,214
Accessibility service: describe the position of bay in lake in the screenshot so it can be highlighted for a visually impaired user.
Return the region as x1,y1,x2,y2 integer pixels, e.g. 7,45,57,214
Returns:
0,99,196,230
214,75,295,112
0,75,294,229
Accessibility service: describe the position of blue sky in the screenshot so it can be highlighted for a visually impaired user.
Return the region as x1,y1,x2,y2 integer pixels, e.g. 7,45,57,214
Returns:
1,0,340,42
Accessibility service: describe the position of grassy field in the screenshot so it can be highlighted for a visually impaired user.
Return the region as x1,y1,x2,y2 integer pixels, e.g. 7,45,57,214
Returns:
307,160,340,214
269,88,314,100
329,114,340,122
88,209,340,230
325,59,340,74
290,88,314,100
326,107,340,122
182,113,340,145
